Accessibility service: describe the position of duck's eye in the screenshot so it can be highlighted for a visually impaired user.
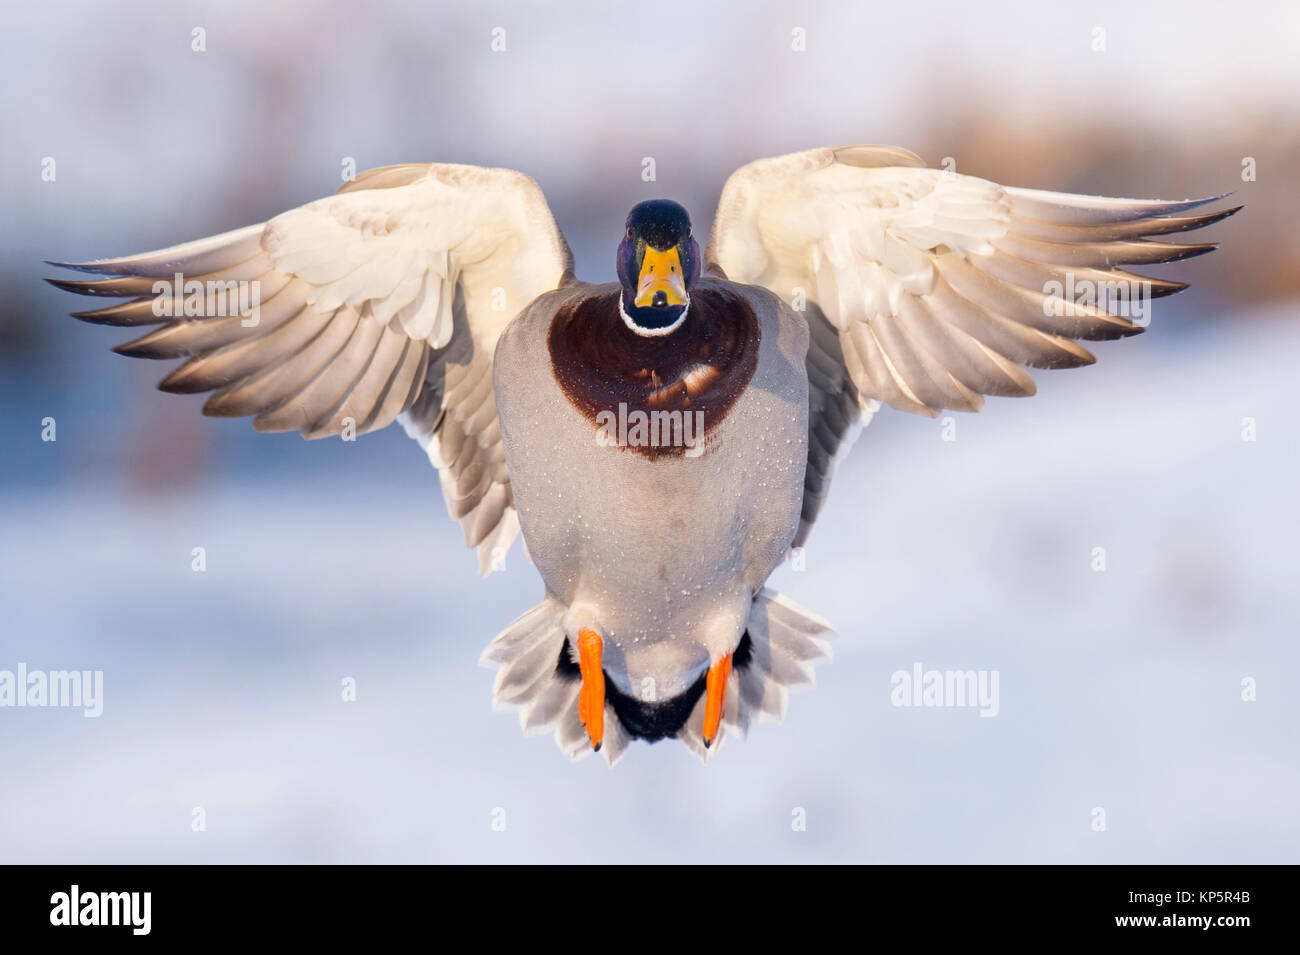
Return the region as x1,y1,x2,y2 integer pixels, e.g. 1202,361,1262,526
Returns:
626,228,634,240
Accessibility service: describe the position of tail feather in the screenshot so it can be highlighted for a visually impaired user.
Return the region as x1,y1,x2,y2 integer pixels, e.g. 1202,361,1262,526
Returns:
679,588,836,761
478,596,628,766
480,588,835,765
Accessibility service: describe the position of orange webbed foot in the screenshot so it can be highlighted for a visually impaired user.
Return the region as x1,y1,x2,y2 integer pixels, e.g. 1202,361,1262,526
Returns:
576,628,605,751
702,652,732,748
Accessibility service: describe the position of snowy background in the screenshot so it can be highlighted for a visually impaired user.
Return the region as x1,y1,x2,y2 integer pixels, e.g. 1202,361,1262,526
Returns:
1,0,1296,862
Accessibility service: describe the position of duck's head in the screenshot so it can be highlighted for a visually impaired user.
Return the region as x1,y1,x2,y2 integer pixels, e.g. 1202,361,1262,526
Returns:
616,199,701,336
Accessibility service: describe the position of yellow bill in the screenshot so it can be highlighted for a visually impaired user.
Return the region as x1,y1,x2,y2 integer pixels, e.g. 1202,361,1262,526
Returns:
634,245,687,307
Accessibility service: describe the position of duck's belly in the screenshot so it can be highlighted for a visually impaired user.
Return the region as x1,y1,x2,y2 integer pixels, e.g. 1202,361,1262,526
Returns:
493,281,809,695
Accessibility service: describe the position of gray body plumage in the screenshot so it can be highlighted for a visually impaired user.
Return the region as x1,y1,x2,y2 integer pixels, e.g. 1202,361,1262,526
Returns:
493,279,809,700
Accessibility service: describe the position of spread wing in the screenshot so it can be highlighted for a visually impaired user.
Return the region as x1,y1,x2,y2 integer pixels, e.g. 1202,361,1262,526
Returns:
706,144,1238,543
48,163,573,574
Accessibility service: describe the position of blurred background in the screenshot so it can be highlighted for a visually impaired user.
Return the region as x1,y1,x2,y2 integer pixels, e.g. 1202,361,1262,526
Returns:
1,0,1296,862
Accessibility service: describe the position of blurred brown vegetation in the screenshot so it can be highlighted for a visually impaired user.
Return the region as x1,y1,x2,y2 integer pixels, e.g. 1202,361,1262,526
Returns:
911,91,1299,308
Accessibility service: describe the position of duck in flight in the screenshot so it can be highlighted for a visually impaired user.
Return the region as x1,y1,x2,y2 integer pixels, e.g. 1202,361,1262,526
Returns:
48,145,1238,764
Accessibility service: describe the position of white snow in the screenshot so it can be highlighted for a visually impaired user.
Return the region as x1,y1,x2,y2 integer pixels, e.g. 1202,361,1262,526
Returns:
1,305,1295,863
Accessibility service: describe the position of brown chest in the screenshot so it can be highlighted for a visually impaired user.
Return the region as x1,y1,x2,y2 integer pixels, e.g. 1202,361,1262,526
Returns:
546,288,761,460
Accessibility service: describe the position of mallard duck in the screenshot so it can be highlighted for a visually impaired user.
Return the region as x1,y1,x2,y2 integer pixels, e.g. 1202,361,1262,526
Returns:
48,146,1237,764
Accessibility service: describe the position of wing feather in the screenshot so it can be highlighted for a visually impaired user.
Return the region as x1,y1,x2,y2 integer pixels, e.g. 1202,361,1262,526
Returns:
50,163,573,575
708,145,1235,541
